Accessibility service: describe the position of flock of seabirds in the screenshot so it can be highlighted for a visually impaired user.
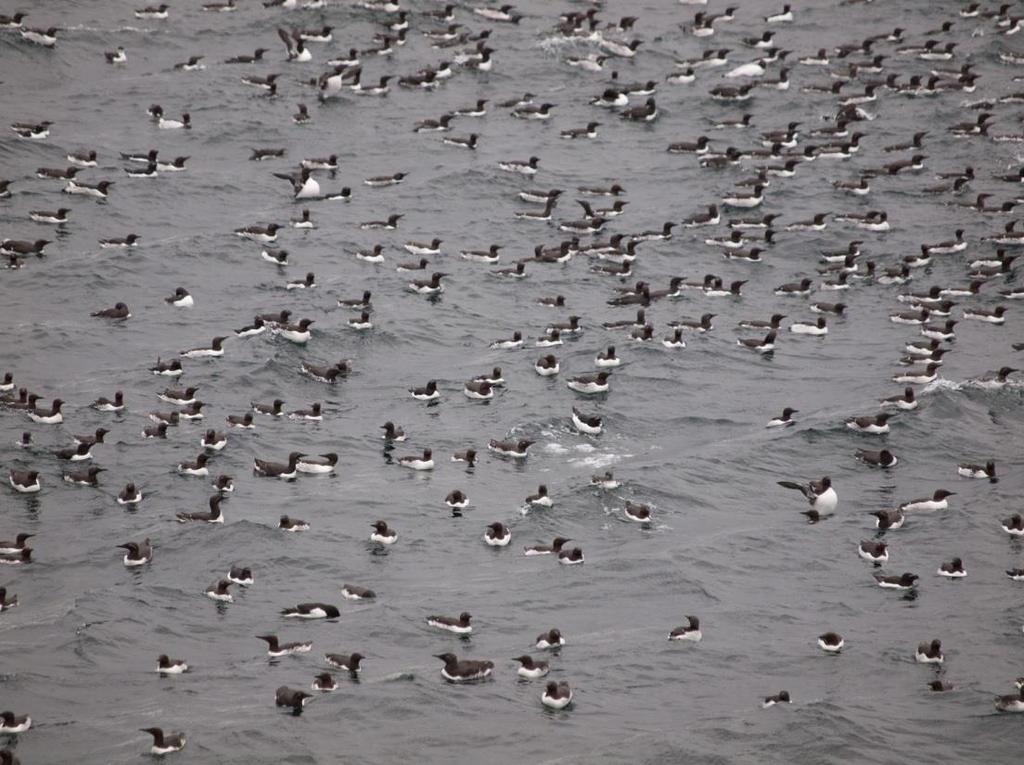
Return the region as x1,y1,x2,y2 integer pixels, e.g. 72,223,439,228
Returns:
3,0,1024,758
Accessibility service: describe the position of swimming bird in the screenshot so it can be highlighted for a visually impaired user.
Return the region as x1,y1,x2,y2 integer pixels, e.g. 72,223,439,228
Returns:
915,639,944,664
175,496,224,524
296,453,337,474
312,673,336,691
818,632,844,653
279,516,310,532
762,691,790,708
571,407,602,435
370,520,397,544
118,539,152,566
994,688,1024,713
621,98,658,121
525,485,552,508
668,615,702,641
488,438,533,458
876,572,918,590
180,337,227,358
410,272,447,294
451,449,476,468
623,501,651,523
880,388,917,410
212,475,233,493
274,167,320,199
938,558,966,578
1000,514,1024,537
142,422,168,439
767,408,798,428
558,547,585,565
523,537,570,556
64,466,104,486
513,655,549,678
893,363,939,384
91,302,130,320
380,422,406,442
259,634,312,657
778,476,838,515
253,452,301,478
484,522,511,547
435,652,493,682
398,449,433,470
11,119,53,136
0,534,33,555
277,27,312,62
54,440,92,462
288,403,322,421
856,449,898,468
275,686,313,711
567,372,610,394
227,566,253,586
737,331,776,352
858,540,888,564
325,652,365,671
872,512,905,528
900,490,954,512
140,728,185,755
975,367,1018,389
205,579,233,602
541,681,573,709
445,490,468,510
154,654,188,675
252,399,285,416
957,460,995,479
846,413,892,434
428,611,472,634
282,603,340,619
177,454,210,477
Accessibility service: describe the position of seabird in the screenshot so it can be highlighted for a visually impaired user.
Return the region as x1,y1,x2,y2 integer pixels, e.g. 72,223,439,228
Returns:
817,632,844,653
370,520,397,544
484,522,511,547
778,476,838,515
175,496,224,524
119,539,152,567
668,615,703,641
282,603,341,619
140,728,186,755
428,611,473,634
279,515,310,532
275,686,313,711
435,652,493,682
523,537,570,556
156,655,188,674
205,579,233,602
259,634,313,657
340,585,374,601
763,691,791,708
253,452,302,479
915,639,944,664
325,652,365,671
541,681,573,709
900,489,954,512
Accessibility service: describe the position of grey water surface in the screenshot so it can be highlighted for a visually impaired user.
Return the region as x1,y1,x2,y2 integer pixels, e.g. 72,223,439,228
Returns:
1,0,1023,763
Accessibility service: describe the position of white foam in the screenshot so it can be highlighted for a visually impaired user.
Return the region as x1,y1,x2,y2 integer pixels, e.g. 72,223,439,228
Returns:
568,452,632,469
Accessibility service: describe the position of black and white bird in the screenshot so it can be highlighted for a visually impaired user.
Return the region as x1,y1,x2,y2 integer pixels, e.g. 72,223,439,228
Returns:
140,728,186,756
278,27,312,61
778,476,838,515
